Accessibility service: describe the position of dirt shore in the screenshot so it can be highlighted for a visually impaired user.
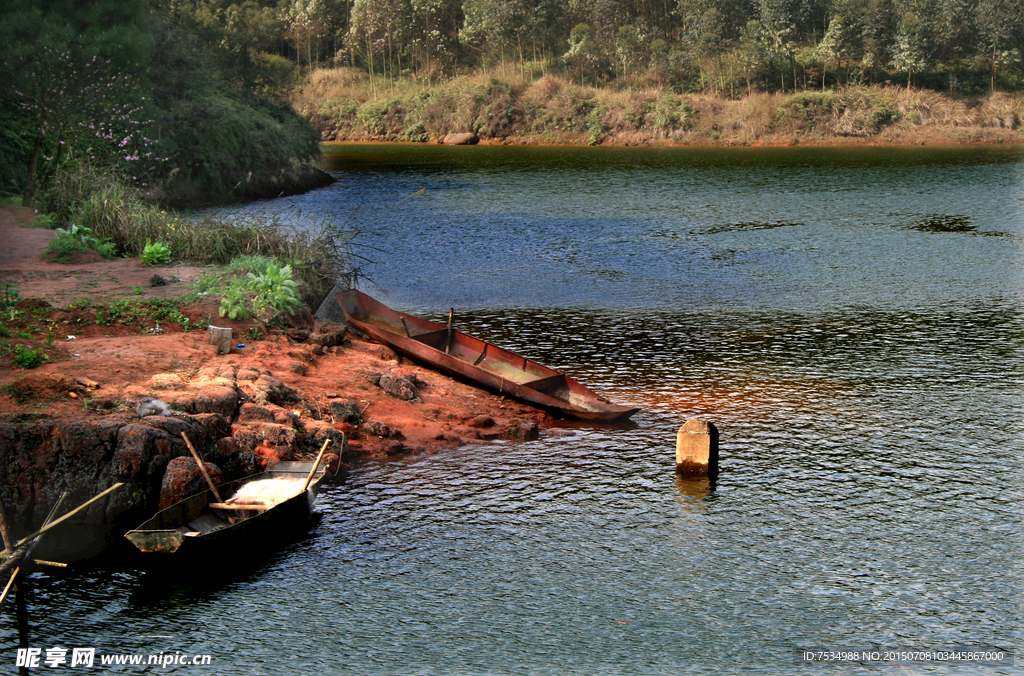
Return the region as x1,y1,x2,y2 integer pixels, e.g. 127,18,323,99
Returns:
0,205,553,460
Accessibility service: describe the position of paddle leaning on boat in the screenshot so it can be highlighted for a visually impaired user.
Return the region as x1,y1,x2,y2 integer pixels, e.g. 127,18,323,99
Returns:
336,289,639,423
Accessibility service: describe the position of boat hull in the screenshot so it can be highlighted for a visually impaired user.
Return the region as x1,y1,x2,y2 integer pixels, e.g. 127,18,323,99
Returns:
125,462,327,555
337,290,639,422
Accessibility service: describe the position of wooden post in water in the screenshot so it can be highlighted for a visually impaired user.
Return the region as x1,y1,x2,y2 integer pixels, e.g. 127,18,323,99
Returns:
676,419,719,479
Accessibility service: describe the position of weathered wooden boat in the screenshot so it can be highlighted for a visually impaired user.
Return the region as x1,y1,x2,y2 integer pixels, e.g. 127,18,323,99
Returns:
337,289,640,422
125,461,328,555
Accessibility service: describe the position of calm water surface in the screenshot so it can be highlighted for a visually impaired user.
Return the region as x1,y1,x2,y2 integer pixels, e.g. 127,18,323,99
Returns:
6,145,1024,674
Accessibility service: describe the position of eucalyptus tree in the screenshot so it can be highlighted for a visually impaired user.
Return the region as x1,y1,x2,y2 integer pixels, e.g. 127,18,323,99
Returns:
758,0,801,89
410,0,462,78
891,3,936,88
348,0,412,90
861,0,896,80
936,0,977,91
976,0,1024,90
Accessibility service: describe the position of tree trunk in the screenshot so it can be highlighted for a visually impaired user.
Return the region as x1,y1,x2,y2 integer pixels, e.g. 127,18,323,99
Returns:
22,133,44,208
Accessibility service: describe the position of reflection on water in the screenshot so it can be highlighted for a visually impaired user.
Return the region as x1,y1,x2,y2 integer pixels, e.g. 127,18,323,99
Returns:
4,145,1022,675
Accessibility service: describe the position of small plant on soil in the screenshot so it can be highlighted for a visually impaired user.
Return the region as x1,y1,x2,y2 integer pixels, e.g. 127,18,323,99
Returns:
248,263,301,317
46,223,116,262
219,283,249,320
141,240,172,265
12,344,45,369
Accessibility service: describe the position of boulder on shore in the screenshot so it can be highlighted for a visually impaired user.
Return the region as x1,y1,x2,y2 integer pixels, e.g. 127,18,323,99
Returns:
443,132,479,145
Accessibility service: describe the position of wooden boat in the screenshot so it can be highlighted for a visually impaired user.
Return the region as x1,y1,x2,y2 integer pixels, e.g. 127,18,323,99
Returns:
336,289,640,422
125,461,328,555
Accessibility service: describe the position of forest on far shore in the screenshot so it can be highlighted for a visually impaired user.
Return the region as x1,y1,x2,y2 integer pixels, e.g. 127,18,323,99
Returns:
163,0,1023,96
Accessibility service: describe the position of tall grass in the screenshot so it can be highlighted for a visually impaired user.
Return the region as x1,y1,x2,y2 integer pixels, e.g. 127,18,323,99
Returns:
42,161,353,306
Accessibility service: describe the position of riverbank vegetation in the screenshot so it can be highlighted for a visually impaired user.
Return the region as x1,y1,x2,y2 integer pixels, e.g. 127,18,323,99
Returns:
0,1,349,307
298,68,1024,144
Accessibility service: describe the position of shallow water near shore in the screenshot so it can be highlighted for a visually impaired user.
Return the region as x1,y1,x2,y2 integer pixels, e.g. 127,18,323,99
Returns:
5,144,1023,674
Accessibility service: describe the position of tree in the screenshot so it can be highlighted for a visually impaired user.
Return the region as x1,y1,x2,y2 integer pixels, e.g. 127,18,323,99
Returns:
410,0,462,78
976,0,1024,90
11,48,156,206
861,0,896,81
737,18,771,92
816,15,852,88
348,0,412,93
758,0,800,89
891,10,934,88
614,24,645,76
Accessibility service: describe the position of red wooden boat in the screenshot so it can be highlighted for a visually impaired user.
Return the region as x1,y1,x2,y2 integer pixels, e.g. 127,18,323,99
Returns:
337,289,639,422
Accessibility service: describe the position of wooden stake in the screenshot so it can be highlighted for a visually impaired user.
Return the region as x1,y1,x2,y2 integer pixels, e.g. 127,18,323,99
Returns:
0,501,13,552
0,493,68,607
303,438,333,492
446,308,454,354
0,484,123,559
181,433,223,504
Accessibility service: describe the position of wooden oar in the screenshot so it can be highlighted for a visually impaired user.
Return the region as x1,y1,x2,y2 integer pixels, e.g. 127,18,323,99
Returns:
302,438,333,492
181,432,224,504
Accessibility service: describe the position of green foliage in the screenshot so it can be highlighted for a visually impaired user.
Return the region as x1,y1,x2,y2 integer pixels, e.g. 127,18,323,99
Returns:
12,344,44,369
248,263,302,316
218,261,301,322
142,240,172,266
45,223,117,263
219,283,250,320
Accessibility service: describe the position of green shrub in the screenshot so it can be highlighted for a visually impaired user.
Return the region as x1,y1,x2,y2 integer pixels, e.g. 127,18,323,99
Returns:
12,344,44,369
45,224,117,262
142,240,173,265
218,283,249,320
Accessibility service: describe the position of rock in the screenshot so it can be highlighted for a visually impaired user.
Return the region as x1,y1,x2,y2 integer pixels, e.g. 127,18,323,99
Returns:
150,373,184,390
181,386,240,421
309,320,348,347
236,367,261,382
371,346,399,362
363,421,404,440
470,415,495,428
384,440,406,455
239,403,276,423
302,420,350,457
194,364,236,388
251,375,301,406
443,132,479,145
285,328,311,343
158,457,224,510
329,399,363,424
505,418,540,441
378,374,418,401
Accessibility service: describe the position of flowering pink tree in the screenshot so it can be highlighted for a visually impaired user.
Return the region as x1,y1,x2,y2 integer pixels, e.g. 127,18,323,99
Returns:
14,47,159,206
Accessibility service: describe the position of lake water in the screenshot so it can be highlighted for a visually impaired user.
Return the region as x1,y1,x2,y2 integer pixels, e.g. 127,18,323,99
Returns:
6,144,1023,674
